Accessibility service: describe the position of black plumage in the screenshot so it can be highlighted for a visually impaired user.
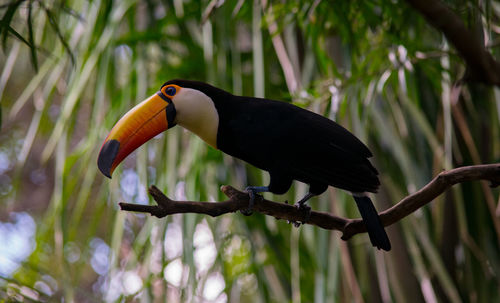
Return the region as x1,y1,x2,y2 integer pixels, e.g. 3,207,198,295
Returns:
166,80,390,250
166,80,379,194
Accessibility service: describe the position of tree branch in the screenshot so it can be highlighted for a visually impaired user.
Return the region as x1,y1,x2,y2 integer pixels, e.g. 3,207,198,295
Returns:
119,164,500,241
404,0,500,86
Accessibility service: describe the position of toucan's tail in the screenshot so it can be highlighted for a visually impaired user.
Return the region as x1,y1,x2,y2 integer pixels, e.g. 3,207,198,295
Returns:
353,195,391,251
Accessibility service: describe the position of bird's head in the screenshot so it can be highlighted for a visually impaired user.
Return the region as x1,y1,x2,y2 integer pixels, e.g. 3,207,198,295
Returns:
97,80,220,178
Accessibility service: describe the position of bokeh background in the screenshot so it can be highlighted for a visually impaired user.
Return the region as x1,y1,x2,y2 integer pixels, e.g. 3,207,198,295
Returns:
1,0,499,302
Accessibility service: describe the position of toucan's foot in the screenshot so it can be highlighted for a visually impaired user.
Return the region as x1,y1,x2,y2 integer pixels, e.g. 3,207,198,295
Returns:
241,186,269,216
289,201,311,227
297,202,312,223
288,192,315,227
241,189,256,216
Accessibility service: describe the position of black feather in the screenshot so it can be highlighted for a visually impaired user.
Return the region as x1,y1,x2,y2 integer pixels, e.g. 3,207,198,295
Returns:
353,196,391,251
166,80,389,248
165,80,381,192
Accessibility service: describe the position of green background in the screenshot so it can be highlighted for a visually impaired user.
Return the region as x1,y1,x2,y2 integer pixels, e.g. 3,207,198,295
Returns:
0,0,499,302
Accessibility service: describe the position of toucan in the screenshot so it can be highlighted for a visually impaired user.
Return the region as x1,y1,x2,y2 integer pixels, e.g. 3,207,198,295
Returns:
97,80,391,251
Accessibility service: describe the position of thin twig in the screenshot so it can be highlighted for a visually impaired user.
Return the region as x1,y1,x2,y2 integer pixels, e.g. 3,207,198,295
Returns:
119,164,500,241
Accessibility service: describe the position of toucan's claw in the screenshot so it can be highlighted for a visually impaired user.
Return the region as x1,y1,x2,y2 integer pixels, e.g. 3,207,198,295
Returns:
241,186,269,216
297,202,312,224
241,188,256,216
289,202,311,227
288,193,315,227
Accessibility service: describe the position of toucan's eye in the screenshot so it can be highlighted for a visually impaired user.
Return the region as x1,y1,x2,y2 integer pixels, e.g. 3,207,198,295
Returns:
165,86,176,96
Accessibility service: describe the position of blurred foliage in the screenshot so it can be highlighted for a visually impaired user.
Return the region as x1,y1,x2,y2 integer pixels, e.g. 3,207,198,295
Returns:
0,0,499,302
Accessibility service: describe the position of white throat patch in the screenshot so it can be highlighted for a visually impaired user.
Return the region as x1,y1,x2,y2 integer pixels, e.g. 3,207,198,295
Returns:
171,87,219,149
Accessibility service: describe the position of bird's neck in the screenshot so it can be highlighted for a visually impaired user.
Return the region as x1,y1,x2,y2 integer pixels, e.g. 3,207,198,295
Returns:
173,88,219,149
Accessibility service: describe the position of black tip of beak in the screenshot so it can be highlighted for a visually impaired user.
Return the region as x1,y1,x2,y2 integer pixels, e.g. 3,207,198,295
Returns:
97,139,120,179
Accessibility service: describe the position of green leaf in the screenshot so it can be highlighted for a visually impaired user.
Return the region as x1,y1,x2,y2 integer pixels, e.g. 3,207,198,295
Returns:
27,0,38,71
40,2,75,66
0,0,24,50
5,24,31,47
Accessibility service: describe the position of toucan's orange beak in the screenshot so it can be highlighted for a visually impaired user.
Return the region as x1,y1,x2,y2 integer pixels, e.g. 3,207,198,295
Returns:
97,92,176,178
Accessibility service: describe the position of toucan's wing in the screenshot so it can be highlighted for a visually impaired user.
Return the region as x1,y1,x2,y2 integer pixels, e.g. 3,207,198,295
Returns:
216,97,379,192
281,108,379,193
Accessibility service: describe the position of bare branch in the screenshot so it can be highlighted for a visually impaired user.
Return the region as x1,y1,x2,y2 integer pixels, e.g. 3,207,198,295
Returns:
119,164,500,241
404,0,500,86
